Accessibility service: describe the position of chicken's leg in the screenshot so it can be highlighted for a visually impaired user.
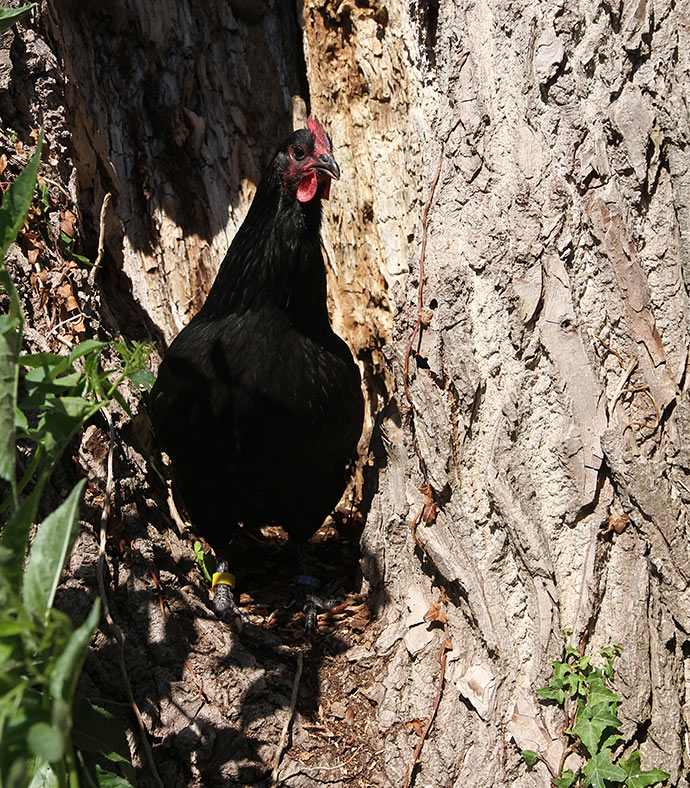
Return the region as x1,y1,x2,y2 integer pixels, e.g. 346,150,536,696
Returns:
213,554,248,629
295,543,337,632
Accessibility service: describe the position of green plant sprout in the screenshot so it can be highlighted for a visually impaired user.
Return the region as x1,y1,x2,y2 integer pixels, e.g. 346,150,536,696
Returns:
522,636,670,788
1,134,144,786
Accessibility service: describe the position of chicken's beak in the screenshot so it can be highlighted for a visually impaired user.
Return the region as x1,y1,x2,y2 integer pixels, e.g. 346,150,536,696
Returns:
314,154,340,180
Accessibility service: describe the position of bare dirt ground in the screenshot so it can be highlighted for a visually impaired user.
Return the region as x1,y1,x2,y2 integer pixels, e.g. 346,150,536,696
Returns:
56,417,391,788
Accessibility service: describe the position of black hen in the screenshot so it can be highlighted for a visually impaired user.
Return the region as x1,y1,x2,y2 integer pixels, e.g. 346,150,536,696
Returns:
150,117,364,626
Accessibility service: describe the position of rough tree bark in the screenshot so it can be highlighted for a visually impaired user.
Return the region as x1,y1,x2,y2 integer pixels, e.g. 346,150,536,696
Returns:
3,0,690,786
332,0,690,785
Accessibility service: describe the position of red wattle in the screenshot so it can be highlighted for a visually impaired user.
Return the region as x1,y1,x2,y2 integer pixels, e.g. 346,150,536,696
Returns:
297,172,318,203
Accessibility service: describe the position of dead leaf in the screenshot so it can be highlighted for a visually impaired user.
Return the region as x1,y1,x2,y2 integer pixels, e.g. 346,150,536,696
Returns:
423,600,447,625
70,315,86,336
0,154,6,177
405,718,427,737
419,483,438,524
606,511,629,535
60,210,78,238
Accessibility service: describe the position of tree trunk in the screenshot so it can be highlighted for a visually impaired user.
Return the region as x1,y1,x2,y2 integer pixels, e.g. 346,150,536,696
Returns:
334,0,690,785
3,0,689,786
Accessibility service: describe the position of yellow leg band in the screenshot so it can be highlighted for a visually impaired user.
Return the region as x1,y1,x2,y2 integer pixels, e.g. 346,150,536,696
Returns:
212,571,236,589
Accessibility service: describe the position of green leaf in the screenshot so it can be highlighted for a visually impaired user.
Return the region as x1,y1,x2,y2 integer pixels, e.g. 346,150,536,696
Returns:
554,770,577,788
0,130,42,260
71,697,132,766
0,275,22,495
93,765,135,787
0,485,43,590
586,678,621,711
583,749,626,788
521,749,539,766
34,396,102,474
573,702,622,757
22,480,86,622
49,598,101,707
620,750,669,788
128,368,155,392
193,541,213,582
0,133,42,499
68,340,108,365
536,685,565,704
26,758,58,788
0,4,36,35
20,352,71,372
27,722,64,762
601,643,623,659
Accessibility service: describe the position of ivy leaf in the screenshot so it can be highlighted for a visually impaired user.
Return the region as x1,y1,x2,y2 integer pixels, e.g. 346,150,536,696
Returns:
619,750,669,788
573,702,621,757
521,750,539,767
554,770,577,788
536,684,565,705
586,676,621,708
583,749,626,788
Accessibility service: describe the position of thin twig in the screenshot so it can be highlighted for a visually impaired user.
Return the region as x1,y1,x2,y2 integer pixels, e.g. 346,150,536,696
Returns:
96,408,165,788
166,479,191,536
594,334,625,367
293,745,364,775
403,141,446,405
271,649,305,787
89,192,111,284
621,386,660,433
41,175,78,210
47,312,86,336
536,751,558,780
402,620,450,788
609,355,638,415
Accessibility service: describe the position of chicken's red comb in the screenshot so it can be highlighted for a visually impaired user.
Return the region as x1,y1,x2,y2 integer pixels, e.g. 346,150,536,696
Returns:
308,116,332,156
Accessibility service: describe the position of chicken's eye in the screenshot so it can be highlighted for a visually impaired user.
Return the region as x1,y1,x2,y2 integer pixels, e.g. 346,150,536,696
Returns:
293,145,306,161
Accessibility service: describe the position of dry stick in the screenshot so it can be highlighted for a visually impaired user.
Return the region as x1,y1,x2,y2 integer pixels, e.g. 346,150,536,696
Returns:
89,191,111,285
594,334,625,368
609,355,638,415
402,620,450,788
271,649,305,787
96,408,165,788
297,745,364,773
403,141,446,405
621,385,660,433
